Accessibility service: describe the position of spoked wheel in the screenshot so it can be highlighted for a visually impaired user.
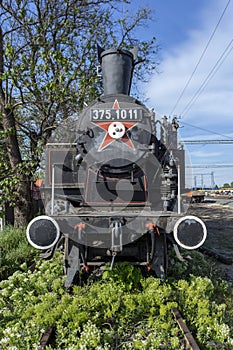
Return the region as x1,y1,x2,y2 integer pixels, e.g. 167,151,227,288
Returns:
151,230,168,280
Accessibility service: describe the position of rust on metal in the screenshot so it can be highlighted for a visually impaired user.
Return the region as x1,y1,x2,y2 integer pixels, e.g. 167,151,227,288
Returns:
173,308,200,350
38,325,54,350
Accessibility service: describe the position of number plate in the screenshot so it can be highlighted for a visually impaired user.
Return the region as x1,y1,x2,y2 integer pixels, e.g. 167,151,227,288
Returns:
91,108,143,121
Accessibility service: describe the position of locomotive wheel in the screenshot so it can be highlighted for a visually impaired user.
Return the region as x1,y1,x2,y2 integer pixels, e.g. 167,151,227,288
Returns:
63,236,81,288
151,231,168,280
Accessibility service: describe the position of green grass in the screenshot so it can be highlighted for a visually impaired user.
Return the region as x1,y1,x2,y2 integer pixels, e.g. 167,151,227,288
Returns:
0,226,38,280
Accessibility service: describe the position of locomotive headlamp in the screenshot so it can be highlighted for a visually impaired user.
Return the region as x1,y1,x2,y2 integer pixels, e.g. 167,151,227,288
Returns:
173,215,207,250
26,215,60,250
108,121,125,139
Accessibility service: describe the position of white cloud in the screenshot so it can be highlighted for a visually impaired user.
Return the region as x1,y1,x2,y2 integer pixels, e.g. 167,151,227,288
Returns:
145,0,233,186
189,150,223,158
147,0,233,127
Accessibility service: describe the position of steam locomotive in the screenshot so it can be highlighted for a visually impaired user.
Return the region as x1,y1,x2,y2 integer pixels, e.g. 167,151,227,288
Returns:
26,46,207,287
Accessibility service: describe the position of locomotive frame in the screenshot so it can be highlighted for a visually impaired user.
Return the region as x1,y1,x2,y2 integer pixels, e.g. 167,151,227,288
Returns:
26,47,207,287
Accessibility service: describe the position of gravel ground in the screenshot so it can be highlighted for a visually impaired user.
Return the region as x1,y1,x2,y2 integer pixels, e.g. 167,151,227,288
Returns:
187,200,233,281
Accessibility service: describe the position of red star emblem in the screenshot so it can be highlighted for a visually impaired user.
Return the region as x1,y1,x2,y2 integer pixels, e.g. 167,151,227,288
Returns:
92,100,138,151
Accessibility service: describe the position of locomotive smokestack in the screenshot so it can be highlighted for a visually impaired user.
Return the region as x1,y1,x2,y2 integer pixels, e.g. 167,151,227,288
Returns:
98,46,137,96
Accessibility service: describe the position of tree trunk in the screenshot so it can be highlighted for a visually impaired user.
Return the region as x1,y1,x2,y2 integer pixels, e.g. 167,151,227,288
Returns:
0,26,33,227
1,109,33,227
14,178,33,227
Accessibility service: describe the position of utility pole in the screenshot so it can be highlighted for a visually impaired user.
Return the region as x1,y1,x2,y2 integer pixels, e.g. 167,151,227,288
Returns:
194,176,197,190
211,171,215,189
193,172,214,189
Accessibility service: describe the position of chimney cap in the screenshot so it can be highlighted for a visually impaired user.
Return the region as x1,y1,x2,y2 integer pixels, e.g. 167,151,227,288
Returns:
97,44,138,62
98,47,134,63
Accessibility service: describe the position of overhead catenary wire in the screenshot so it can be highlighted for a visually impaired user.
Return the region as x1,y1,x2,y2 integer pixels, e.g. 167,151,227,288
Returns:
169,0,231,115
181,38,233,117
180,120,233,140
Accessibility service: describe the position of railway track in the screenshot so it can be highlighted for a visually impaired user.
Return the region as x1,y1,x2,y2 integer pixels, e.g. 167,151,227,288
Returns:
38,326,55,350
34,250,230,350
37,308,201,350
172,308,200,350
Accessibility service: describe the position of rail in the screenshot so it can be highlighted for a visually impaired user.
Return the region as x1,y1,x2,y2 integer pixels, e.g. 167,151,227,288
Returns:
38,326,54,349
173,308,200,350
37,308,201,349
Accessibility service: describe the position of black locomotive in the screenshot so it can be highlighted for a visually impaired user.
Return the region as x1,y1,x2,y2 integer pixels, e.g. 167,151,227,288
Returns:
26,46,207,287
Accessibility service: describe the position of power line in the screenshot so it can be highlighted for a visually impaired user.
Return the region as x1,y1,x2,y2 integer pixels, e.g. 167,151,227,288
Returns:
181,38,233,116
182,140,233,144
186,164,233,168
169,0,231,115
179,120,233,140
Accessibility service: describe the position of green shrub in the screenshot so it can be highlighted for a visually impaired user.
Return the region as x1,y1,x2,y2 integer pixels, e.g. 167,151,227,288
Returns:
0,226,38,280
0,254,232,350
167,248,220,281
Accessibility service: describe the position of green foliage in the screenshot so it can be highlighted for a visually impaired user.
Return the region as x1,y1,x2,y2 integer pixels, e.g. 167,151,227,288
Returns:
102,261,142,291
176,277,233,349
223,183,231,188
0,226,38,280
0,0,158,221
167,248,221,281
0,252,232,349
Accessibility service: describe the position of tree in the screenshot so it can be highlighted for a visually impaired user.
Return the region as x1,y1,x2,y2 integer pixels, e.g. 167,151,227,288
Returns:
0,0,158,226
222,183,230,188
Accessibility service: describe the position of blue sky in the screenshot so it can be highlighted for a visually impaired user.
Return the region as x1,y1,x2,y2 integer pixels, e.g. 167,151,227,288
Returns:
129,0,233,187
